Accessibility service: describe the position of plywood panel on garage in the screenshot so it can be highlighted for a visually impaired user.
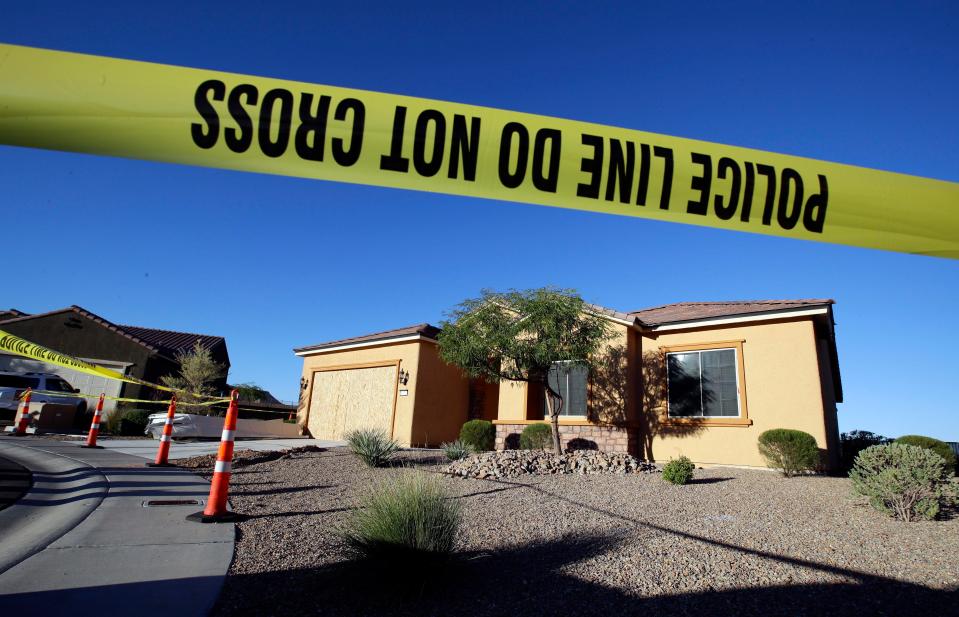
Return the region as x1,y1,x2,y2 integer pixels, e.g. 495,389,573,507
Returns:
307,364,398,440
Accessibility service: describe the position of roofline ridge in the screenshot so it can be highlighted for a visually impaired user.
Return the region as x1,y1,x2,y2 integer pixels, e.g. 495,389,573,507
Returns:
68,305,163,354
117,323,225,341
293,322,440,353
630,298,834,313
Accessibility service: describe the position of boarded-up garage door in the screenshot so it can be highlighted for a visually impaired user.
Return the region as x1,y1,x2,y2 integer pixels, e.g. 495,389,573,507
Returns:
307,365,397,440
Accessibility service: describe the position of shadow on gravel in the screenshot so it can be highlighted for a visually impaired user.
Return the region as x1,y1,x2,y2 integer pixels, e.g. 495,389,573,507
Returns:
234,484,335,497
686,477,734,485
212,531,955,617
236,505,358,520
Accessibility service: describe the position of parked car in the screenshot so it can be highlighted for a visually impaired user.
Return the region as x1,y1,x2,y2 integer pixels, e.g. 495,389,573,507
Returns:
0,371,88,425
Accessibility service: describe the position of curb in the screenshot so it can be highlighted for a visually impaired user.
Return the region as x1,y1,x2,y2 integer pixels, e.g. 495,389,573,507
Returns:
0,439,108,574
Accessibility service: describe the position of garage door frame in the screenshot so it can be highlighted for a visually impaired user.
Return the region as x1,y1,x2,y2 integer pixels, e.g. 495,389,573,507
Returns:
306,360,402,439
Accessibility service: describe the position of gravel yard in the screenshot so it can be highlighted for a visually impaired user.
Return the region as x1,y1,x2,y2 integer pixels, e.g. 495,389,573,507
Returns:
187,448,959,617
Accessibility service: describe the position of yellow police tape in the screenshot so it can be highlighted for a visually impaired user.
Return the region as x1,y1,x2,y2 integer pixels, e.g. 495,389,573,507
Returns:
0,328,223,400
21,390,231,406
22,390,173,405
0,44,956,258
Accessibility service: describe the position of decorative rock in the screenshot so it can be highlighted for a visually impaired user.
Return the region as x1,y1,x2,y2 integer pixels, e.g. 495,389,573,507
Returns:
446,449,657,478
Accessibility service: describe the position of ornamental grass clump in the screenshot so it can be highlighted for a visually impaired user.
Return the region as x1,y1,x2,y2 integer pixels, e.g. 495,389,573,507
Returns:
661,456,695,485
520,423,552,450
342,472,461,562
345,428,400,467
850,443,957,522
441,440,473,461
758,428,820,476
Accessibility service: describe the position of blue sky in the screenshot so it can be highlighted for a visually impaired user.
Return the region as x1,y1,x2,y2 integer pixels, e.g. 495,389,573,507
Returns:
1,2,957,440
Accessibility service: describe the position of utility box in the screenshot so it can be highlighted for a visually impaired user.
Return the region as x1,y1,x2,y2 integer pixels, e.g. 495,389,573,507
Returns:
36,403,76,432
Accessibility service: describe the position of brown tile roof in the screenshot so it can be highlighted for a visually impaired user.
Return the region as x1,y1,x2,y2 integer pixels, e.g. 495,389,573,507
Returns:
584,303,638,324
629,299,834,326
0,309,28,322
117,325,227,359
294,323,440,354
0,305,226,362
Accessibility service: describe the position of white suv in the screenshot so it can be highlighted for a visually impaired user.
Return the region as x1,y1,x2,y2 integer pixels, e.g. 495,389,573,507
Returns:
0,372,88,422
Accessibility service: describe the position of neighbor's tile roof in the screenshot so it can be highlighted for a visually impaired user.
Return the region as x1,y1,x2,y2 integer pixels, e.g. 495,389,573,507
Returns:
629,299,834,326
0,305,226,362
294,323,441,353
0,309,28,322
117,325,227,359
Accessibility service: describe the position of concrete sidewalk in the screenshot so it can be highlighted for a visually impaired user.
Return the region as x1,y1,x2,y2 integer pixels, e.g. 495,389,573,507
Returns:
0,437,234,617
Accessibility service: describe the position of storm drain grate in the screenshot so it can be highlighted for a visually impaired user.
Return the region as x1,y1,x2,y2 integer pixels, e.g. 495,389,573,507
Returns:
142,499,203,507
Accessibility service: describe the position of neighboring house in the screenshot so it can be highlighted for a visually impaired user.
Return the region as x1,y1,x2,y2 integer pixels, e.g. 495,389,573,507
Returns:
0,306,230,415
295,299,842,470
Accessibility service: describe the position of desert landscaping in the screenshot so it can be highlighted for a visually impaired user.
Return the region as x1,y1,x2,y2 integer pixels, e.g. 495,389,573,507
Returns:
176,446,959,617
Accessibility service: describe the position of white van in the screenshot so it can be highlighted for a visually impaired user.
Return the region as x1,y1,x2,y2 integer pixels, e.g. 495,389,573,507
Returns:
0,371,88,421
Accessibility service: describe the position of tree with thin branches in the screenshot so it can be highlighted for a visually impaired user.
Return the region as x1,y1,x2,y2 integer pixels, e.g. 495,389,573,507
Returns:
438,288,613,454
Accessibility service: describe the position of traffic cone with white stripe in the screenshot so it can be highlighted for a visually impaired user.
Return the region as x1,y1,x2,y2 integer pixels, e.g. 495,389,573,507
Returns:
80,393,105,448
13,388,32,436
146,396,177,467
188,390,240,523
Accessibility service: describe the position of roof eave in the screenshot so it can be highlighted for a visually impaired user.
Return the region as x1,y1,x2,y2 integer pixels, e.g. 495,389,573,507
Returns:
641,304,833,331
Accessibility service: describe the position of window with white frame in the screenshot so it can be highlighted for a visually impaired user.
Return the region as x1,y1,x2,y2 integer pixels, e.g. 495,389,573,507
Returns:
666,348,740,417
543,361,587,417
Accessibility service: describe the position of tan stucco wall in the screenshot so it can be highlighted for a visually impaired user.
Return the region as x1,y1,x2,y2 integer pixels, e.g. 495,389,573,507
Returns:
496,381,528,422
298,341,421,445
410,343,470,446
641,318,830,468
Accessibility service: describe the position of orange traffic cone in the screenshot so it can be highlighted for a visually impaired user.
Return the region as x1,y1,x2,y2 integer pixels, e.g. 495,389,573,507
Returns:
13,388,32,435
188,390,240,523
146,396,177,467
81,394,105,448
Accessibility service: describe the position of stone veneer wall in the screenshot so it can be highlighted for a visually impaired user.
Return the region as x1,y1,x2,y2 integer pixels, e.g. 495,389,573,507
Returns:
495,423,638,455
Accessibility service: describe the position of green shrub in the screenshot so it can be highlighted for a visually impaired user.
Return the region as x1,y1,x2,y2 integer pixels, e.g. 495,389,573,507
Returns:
894,435,956,473
441,440,473,461
459,419,495,452
120,410,152,435
758,428,820,476
104,407,153,436
345,428,400,467
661,456,695,485
850,443,957,521
519,423,552,450
341,472,461,561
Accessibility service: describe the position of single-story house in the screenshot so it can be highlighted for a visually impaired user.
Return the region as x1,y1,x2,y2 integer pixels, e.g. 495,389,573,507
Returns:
294,299,842,470
0,305,230,415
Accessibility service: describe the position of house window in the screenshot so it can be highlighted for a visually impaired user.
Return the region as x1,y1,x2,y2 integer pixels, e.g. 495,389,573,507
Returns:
543,361,588,417
667,348,740,417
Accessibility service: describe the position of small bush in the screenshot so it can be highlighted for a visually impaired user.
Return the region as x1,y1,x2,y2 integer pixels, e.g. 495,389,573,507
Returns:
758,428,820,476
520,423,552,450
441,440,473,461
103,408,152,436
661,456,695,485
345,428,400,467
459,419,495,452
120,410,152,435
850,443,957,521
341,472,461,561
840,430,890,472
894,435,956,473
